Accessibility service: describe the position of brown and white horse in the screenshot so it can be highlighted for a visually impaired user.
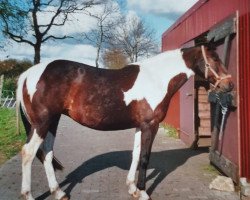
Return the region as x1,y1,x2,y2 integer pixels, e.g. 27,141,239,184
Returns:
17,45,233,200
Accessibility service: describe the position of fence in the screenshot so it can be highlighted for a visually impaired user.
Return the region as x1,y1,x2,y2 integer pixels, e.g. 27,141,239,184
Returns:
0,75,16,108
1,90,16,108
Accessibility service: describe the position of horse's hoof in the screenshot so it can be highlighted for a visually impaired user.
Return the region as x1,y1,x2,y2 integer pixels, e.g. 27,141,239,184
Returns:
128,186,140,198
132,190,140,198
128,183,138,196
138,190,151,200
138,197,152,200
60,195,70,200
21,192,35,200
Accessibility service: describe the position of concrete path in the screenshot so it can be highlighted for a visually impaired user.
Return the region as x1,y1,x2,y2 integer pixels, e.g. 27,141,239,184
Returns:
0,116,240,200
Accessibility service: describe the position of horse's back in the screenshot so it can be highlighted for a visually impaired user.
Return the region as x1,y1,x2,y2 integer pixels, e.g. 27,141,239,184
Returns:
18,60,140,102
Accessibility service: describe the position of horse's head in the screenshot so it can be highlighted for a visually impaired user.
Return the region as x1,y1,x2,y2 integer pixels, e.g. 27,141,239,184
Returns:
182,45,234,92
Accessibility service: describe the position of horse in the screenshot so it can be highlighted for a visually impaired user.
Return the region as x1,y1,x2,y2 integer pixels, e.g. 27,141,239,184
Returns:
16,45,234,200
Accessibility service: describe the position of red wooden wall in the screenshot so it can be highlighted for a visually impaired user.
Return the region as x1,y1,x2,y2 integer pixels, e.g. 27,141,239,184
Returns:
162,0,250,180
163,91,180,130
162,0,239,51
238,0,250,181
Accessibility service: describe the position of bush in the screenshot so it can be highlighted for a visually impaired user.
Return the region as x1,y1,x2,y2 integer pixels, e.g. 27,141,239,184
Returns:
0,59,32,78
2,78,16,96
0,58,32,95
160,123,179,138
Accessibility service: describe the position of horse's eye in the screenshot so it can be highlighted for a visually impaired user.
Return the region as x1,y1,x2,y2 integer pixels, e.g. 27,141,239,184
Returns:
208,76,217,84
215,65,219,72
211,65,219,73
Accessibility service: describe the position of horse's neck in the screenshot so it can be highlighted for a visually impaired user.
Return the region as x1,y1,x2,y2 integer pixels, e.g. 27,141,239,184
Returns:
135,49,193,89
124,49,194,111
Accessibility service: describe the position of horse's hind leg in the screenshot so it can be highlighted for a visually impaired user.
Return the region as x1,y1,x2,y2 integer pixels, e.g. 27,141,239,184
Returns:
127,128,141,196
21,128,43,200
41,115,68,200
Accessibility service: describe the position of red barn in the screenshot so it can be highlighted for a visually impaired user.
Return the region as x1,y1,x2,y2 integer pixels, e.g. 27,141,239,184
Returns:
162,0,250,192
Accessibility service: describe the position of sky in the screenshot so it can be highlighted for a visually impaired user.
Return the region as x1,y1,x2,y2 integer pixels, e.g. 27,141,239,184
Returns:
0,0,198,65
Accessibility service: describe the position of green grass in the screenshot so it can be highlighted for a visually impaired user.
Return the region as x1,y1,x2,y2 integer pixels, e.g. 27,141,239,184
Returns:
160,123,179,139
0,108,26,165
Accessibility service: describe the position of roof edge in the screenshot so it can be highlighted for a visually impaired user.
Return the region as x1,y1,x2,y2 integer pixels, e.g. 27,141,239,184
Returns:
162,0,209,38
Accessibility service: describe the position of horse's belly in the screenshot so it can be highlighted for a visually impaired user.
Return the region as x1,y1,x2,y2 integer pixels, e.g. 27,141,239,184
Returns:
67,103,135,131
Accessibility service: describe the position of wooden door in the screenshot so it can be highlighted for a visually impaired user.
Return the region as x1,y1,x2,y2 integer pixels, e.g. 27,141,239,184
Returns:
179,75,195,147
208,15,239,182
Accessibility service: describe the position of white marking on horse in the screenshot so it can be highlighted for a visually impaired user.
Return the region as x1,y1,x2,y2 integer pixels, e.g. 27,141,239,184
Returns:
17,62,49,120
139,190,150,200
44,151,66,199
26,62,49,101
127,129,141,195
41,132,65,199
21,130,43,199
123,49,194,110
129,189,150,200
21,62,49,101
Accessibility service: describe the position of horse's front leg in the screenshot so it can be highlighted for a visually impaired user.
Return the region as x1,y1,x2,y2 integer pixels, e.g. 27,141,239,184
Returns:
127,122,158,200
137,122,158,200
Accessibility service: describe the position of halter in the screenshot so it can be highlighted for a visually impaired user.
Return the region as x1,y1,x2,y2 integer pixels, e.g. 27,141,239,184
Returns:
201,45,232,89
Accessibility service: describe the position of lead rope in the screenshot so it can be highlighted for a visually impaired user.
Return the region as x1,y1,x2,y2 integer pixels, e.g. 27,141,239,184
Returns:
219,105,228,140
214,93,228,141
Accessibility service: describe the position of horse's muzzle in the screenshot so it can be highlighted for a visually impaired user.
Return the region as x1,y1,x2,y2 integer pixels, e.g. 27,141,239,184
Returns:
218,79,234,92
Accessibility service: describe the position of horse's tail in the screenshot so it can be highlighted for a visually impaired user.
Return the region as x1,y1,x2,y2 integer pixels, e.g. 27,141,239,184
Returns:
52,155,64,171
16,71,31,138
16,73,63,171
16,93,21,135
36,148,64,171
16,73,25,135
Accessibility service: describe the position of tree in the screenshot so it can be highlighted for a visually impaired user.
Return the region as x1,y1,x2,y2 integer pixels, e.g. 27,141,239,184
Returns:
83,0,122,68
110,15,158,62
0,0,100,64
0,0,17,49
102,48,128,69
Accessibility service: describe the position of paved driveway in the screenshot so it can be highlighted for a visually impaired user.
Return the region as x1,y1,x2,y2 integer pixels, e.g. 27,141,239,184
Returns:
0,116,240,200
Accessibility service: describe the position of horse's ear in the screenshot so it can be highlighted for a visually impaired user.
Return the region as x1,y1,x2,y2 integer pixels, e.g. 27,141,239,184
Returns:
181,47,200,69
206,39,217,50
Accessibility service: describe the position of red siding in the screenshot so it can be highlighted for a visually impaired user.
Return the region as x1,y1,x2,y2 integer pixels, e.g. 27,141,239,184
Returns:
162,0,250,180
162,0,238,51
238,0,250,180
163,91,180,129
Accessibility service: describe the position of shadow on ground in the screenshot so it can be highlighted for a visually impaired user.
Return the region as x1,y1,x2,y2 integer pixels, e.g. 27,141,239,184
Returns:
36,148,208,200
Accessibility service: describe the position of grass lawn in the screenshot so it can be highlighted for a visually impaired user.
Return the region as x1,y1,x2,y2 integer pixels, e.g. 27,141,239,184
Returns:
0,107,26,165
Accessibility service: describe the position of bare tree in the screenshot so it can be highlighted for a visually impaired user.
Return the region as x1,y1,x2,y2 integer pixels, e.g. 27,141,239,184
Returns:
0,0,16,49
110,15,158,63
0,0,100,64
102,48,128,69
83,0,122,68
